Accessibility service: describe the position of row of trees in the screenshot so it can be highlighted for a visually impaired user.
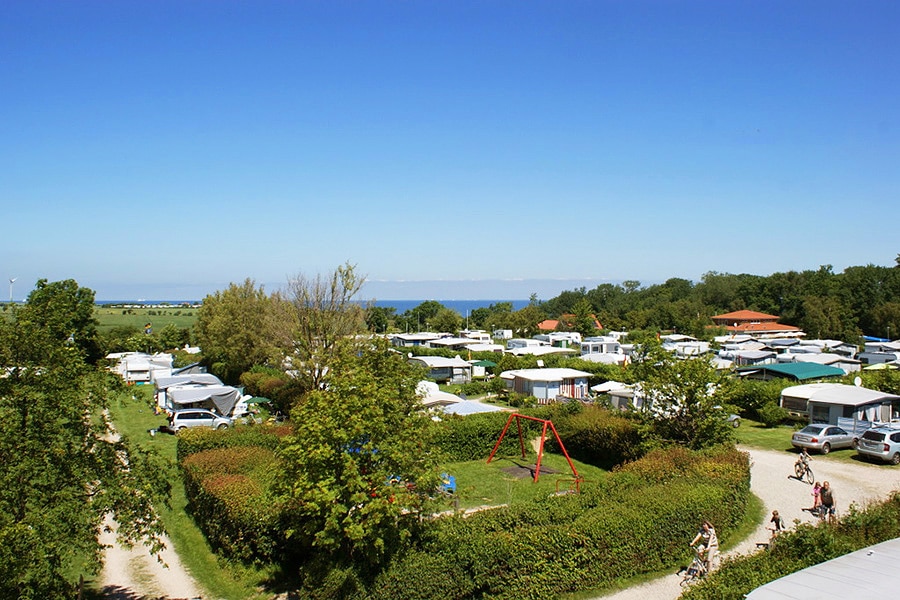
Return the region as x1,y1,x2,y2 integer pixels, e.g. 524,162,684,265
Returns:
540,260,900,340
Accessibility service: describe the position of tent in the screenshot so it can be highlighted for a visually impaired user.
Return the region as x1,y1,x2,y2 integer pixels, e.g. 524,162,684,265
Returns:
167,385,244,417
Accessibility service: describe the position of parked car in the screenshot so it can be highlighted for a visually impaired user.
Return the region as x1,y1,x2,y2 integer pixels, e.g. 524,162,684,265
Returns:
856,426,900,465
169,408,232,431
791,424,857,454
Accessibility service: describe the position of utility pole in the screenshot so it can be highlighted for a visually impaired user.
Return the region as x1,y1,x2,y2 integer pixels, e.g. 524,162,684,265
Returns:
8,277,16,303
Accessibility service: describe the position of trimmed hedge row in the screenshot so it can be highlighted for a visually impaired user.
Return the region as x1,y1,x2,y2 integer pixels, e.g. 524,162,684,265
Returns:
432,411,545,462
367,446,751,599
175,423,292,462
181,445,285,564
682,492,900,600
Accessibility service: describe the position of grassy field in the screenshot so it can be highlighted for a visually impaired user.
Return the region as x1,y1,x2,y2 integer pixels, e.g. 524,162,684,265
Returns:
94,306,198,332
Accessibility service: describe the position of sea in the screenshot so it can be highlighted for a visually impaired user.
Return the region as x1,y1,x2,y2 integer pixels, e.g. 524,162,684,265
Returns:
96,299,531,315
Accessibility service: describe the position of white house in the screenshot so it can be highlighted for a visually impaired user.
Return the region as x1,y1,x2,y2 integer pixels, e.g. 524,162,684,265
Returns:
408,355,472,384
108,352,174,383
501,368,592,403
390,332,444,347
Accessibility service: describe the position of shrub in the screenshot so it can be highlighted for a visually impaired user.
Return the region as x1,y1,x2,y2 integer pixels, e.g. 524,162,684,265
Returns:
176,424,291,463
545,405,645,469
432,412,541,462
182,446,285,563
370,446,751,599
756,401,789,428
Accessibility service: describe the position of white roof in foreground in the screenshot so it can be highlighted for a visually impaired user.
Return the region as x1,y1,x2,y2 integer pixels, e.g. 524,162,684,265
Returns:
746,537,900,599
508,368,592,382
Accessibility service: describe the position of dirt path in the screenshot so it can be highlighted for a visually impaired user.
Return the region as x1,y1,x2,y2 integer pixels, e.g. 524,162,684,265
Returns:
592,446,900,600
99,514,204,600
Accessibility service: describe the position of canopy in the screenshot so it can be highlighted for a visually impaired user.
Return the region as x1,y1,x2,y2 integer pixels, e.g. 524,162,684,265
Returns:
168,385,243,417
472,360,497,367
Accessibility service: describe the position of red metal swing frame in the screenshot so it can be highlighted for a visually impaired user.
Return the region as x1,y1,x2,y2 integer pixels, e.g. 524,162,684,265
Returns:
486,412,582,491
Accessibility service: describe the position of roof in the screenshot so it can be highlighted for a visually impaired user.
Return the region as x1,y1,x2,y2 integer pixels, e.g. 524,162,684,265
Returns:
804,384,900,407
746,537,900,599
441,400,504,415
737,362,845,380
409,356,472,368
506,346,578,356
506,368,592,382
712,310,780,323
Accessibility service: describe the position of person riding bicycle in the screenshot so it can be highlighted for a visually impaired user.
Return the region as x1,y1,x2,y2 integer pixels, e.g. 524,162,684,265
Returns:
689,520,719,572
796,448,811,469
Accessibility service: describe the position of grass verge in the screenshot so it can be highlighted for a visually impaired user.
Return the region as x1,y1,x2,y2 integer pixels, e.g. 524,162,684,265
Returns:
102,386,273,600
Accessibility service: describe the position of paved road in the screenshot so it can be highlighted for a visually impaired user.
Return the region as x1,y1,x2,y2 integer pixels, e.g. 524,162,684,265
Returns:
591,446,900,600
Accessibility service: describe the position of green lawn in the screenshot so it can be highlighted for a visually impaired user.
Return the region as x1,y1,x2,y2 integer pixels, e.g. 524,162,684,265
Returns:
94,306,198,332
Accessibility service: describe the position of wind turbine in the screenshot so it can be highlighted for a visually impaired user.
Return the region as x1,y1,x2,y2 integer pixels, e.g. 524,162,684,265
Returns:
8,277,16,303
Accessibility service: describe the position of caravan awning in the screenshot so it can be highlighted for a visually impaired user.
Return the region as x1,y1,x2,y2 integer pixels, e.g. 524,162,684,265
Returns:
167,385,243,416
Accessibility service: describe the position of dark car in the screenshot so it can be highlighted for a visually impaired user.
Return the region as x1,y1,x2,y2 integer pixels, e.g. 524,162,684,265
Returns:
791,424,857,454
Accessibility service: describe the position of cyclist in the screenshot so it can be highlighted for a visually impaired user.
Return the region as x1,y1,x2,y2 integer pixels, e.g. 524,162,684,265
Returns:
690,520,719,572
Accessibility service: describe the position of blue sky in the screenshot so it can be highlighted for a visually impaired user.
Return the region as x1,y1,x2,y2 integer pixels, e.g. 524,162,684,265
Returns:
2,1,898,301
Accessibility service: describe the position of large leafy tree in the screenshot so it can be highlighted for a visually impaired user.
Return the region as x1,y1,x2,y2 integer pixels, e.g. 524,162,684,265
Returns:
18,278,101,362
276,339,438,586
195,278,292,383
632,343,734,450
0,282,170,599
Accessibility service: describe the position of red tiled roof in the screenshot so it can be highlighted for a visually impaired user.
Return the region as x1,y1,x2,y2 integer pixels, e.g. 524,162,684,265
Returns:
712,310,780,323
538,315,603,332
727,322,801,333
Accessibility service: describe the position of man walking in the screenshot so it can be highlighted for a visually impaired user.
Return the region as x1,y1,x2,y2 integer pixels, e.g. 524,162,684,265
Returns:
819,481,836,522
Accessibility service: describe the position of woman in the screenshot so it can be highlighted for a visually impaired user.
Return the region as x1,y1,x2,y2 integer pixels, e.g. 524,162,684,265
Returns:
690,520,719,571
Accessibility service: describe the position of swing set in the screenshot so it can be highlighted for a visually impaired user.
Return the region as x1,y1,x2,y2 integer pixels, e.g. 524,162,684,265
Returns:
486,412,584,493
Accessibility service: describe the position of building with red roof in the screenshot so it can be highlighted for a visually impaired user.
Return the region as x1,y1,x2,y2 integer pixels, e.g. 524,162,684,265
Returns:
711,310,802,336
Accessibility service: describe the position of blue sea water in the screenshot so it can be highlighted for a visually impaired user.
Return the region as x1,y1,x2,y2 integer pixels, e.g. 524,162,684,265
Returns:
96,299,530,315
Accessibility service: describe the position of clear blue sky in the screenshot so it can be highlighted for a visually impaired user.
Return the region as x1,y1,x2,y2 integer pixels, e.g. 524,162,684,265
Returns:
2,1,897,301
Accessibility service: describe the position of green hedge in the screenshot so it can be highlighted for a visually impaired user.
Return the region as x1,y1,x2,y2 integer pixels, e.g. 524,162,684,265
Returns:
682,492,900,600
368,446,750,599
544,405,645,469
175,423,292,462
432,411,545,462
181,445,285,564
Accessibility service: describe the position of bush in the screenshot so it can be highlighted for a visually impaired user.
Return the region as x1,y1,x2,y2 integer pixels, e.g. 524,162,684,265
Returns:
432,412,541,462
370,446,751,599
181,446,285,563
176,424,291,462
756,401,789,428
545,405,645,469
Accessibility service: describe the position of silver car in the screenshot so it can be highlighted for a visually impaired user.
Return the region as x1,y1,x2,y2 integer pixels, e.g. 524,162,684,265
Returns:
857,427,900,465
169,408,232,432
791,424,857,454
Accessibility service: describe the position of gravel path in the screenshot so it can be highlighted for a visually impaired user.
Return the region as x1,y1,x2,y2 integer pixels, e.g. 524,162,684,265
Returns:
99,513,204,600
592,447,900,600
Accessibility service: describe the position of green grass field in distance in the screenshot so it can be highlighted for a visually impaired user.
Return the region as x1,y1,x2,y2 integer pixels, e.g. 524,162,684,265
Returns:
94,306,198,332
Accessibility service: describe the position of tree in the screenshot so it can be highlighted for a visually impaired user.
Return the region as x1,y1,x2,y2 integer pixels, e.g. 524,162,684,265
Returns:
195,279,291,383
632,343,734,449
17,278,101,362
365,305,396,334
429,307,463,333
0,283,170,599
286,262,368,392
276,339,438,588
571,297,599,336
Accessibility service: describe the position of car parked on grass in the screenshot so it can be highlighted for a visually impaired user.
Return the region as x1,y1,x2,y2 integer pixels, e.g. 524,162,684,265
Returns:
169,408,232,432
856,427,900,465
791,424,857,454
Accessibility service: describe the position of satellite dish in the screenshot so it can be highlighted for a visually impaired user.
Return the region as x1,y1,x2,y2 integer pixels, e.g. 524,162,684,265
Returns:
854,376,862,387
536,360,544,368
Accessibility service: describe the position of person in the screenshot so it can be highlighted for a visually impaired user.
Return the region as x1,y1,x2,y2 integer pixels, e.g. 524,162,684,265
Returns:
810,481,822,512
767,510,785,539
819,481,836,522
690,520,719,571
795,448,811,472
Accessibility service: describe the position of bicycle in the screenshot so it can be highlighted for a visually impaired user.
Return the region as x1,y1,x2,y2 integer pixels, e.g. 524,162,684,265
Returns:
794,459,814,484
678,545,709,587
